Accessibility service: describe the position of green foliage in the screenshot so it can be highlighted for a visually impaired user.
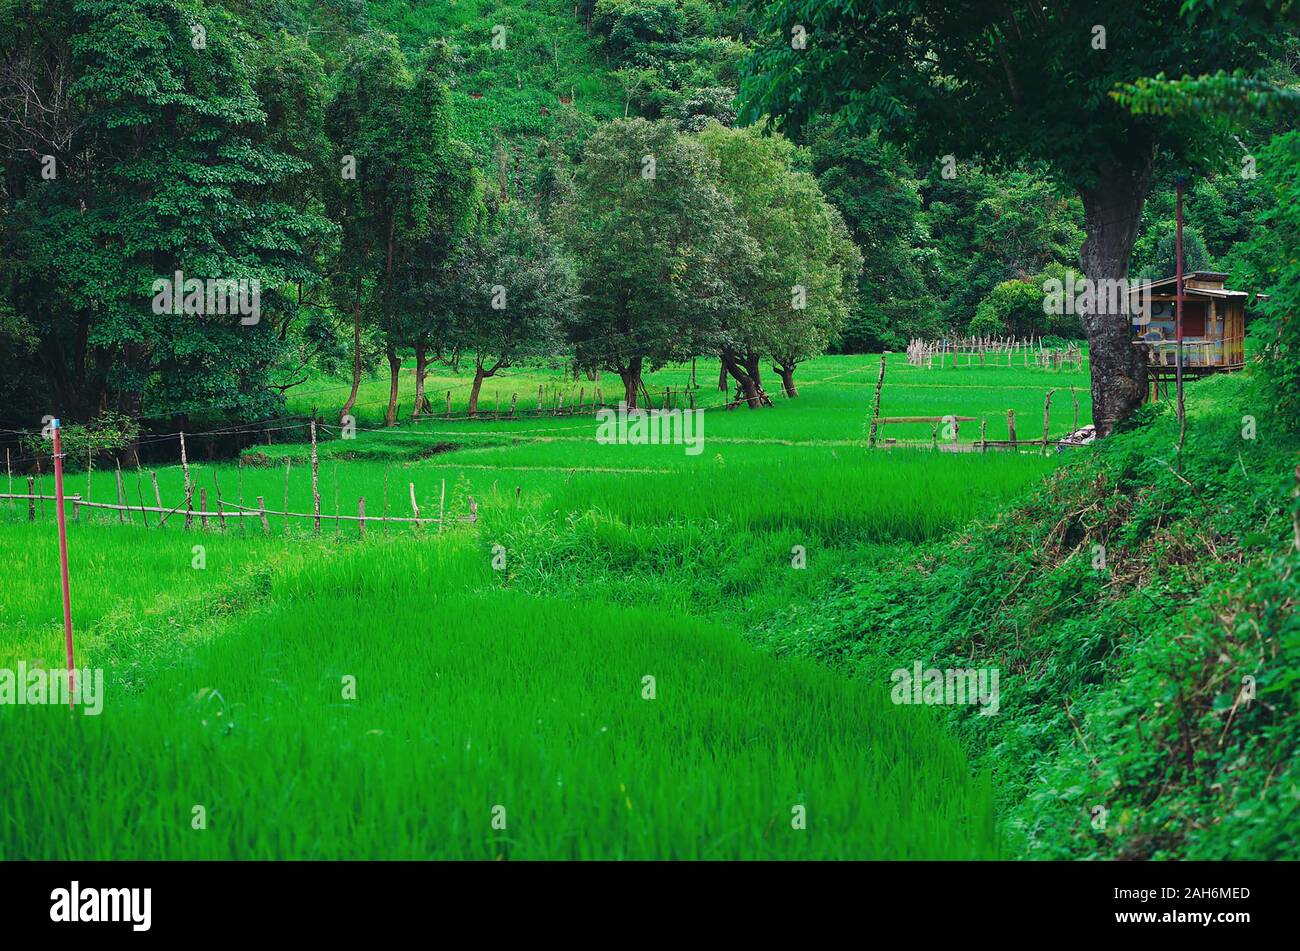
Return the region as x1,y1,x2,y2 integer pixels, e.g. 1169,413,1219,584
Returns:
19,411,140,474
755,369,1300,858
1232,130,1300,430
0,0,333,425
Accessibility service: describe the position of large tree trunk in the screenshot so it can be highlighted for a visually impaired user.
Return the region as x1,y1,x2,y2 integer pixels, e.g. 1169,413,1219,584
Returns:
1079,146,1154,436
723,351,771,409
775,362,798,398
384,346,400,427
618,355,643,409
340,279,362,424
412,344,430,419
467,364,491,417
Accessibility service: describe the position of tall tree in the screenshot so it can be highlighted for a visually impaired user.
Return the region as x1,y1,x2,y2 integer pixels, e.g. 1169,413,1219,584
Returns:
560,118,748,407
697,123,860,402
0,0,331,428
740,0,1293,433
326,35,474,426
448,203,578,417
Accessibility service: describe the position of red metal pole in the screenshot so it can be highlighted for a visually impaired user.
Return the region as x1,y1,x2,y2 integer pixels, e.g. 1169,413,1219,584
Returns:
1175,177,1186,423
52,419,75,709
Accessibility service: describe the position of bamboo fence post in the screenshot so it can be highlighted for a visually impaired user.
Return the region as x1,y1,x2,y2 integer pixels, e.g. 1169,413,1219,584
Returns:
213,471,227,530
179,432,193,529
310,419,321,534
358,497,366,538
1042,390,1055,456
409,482,420,528
867,353,887,448
27,476,35,521
537,384,543,414
151,472,164,527
114,459,126,524
136,461,149,528
257,497,269,535
437,478,446,533
199,487,208,530
1007,409,1017,446
510,393,517,418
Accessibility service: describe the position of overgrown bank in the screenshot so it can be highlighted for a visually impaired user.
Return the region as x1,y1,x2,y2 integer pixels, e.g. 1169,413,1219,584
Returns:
755,372,1299,859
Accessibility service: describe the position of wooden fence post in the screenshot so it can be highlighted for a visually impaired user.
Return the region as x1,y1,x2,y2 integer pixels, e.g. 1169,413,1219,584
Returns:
537,384,543,414
1042,390,1055,456
27,476,35,521
284,459,292,536
980,417,987,452
310,418,321,534
1007,409,1017,446
213,471,227,530
199,487,208,530
151,472,164,527
114,459,126,524
437,478,446,533
358,497,366,538
1071,386,1079,434
867,353,887,448
410,482,420,528
446,390,452,418
510,393,518,418
179,431,193,529
257,496,269,535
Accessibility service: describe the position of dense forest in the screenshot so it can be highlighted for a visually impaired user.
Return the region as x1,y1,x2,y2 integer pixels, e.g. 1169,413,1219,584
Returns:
3,0,1296,447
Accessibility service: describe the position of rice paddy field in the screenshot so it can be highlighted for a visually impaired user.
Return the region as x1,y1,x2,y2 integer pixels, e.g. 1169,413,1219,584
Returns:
0,352,1088,859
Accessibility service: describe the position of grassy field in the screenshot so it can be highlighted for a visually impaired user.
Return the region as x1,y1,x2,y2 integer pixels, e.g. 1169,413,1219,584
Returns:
0,352,1085,859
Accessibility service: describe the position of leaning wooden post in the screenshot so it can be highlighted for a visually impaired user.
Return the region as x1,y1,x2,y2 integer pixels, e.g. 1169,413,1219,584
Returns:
136,461,149,528
1007,409,1017,446
114,458,126,524
213,471,227,530
409,482,420,529
257,496,269,535
151,472,164,527
867,353,887,448
358,497,366,538
1041,390,1055,456
179,431,193,529
309,418,321,534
